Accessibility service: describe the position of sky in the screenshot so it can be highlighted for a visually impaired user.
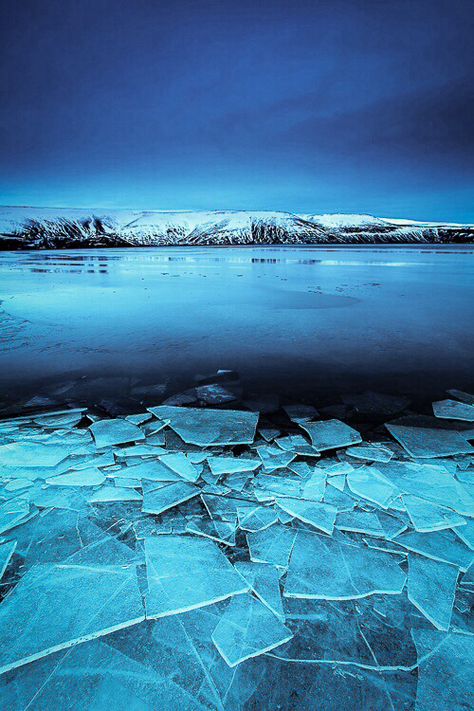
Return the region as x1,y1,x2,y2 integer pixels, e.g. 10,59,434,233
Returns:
1,0,473,221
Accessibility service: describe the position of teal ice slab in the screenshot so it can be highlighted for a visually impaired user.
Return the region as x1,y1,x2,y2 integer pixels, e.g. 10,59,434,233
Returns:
207,455,260,476
300,419,362,451
148,406,259,446
234,562,285,620
0,563,144,674
211,594,293,667
142,480,199,515
275,497,337,535
89,419,145,448
407,554,458,630
346,466,398,508
433,398,474,422
385,423,474,458
145,535,249,618
247,524,297,568
284,530,406,600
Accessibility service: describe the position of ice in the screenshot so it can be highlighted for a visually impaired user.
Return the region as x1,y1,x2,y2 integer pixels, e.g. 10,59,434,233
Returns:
346,444,394,463
454,518,474,549
186,516,237,546
402,494,467,532
258,427,280,442
158,452,201,482
433,398,474,421
407,554,458,630
145,535,248,618
142,481,199,515
301,470,326,501
89,419,145,448
0,442,75,468
394,529,473,571
335,510,385,537
211,594,293,667
275,498,337,535
412,629,474,711
0,563,144,674
0,540,16,581
378,460,474,516
90,485,142,503
247,524,296,568
124,459,181,482
148,406,259,446
284,531,406,600
237,503,278,532
385,423,474,458
275,435,320,457
0,497,34,535
300,419,362,451
234,562,285,620
346,466,398,508
256,445,295,472
447,388,474,405
206,455,260,476
46,466,106,487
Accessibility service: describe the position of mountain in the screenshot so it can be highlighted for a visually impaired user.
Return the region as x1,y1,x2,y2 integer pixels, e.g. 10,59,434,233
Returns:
0,206,473,248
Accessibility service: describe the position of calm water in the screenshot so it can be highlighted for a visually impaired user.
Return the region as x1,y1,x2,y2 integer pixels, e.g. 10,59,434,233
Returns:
1,246,473,407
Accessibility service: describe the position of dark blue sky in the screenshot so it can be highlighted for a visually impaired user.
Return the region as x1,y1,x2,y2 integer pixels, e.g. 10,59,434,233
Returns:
1,0,473,220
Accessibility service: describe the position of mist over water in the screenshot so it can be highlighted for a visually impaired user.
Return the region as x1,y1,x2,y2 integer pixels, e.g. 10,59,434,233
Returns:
1,245,473,410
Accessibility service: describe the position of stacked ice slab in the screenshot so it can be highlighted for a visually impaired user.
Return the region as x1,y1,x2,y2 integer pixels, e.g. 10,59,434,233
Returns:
0,394,473,709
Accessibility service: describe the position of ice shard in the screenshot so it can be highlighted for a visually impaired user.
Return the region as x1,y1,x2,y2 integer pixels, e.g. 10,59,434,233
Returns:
89,419,145,448
142,480,199,515
0,563,144,674
145,535,248,618
407,554,458,630
247,524,297,568
211,594,293,667
346,466,398,508
234,561,285,620
385,423,474,458
148,406,259,446
284,530,406,600
432,398,474,421
300,419,362,451
275,497,337,535
402,494,467,532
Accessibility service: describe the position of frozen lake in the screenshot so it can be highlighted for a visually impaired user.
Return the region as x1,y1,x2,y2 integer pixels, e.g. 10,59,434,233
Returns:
1,245,473,407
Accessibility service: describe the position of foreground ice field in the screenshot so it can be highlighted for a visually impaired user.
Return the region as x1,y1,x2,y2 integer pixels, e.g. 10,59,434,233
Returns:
0,382,473,709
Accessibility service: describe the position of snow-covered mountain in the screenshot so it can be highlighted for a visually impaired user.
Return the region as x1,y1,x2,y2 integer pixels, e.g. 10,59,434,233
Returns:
0,206,472,248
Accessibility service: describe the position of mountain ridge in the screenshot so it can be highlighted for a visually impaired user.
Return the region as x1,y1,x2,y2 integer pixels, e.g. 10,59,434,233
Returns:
1,206,473,248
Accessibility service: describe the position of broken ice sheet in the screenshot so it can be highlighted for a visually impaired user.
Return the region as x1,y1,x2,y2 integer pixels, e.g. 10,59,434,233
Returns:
145,535,248,618
346,443,394,463
142,480,199,515
45,466,106,487
385,422,474,458
454,518,474,549
407,554,458,630
89,418,145,448
0,540,16,581
123,459,181,482
0,496,34,535
394,529,473,571
0,563,144,674
433,398,474,422
247,524,296,568
412,629,474,711
234,562,285,620
158,452,201,482
211,594,292,667
237,503,279,532
275,498,337,535
257,445,295,472
89,485,142,504
401,493,466,532
0,441,77,468
378,460,474,516
335,510,385,537
300,419,362,451
283,403,319,423
346,466,398,508
147,406,259,446
206,455,260,476
186,516,237,546
284,530,406,600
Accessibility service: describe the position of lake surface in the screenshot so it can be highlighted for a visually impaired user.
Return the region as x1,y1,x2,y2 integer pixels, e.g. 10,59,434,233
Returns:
1,245,473,409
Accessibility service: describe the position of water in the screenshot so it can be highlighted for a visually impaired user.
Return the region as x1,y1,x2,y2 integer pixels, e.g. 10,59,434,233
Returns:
1,245,473,407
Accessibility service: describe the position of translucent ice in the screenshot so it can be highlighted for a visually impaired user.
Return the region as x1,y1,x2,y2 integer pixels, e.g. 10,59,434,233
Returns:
346,466,398,508
407,554,458,630
142,481,199,515
395,529,473,571
432,398,474,422
234,562,285,620
402,494,467,532
275,498,337,535
247,524,297,568
145,535,248,618
385,423,474,458
148,406,259,446
207,455,260,476
211,594,293,667
89,419,145,448
300,419,362,451
284,531,406,600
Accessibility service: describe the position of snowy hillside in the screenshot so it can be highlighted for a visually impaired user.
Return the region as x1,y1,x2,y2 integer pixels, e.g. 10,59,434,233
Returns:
0,206,472,248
